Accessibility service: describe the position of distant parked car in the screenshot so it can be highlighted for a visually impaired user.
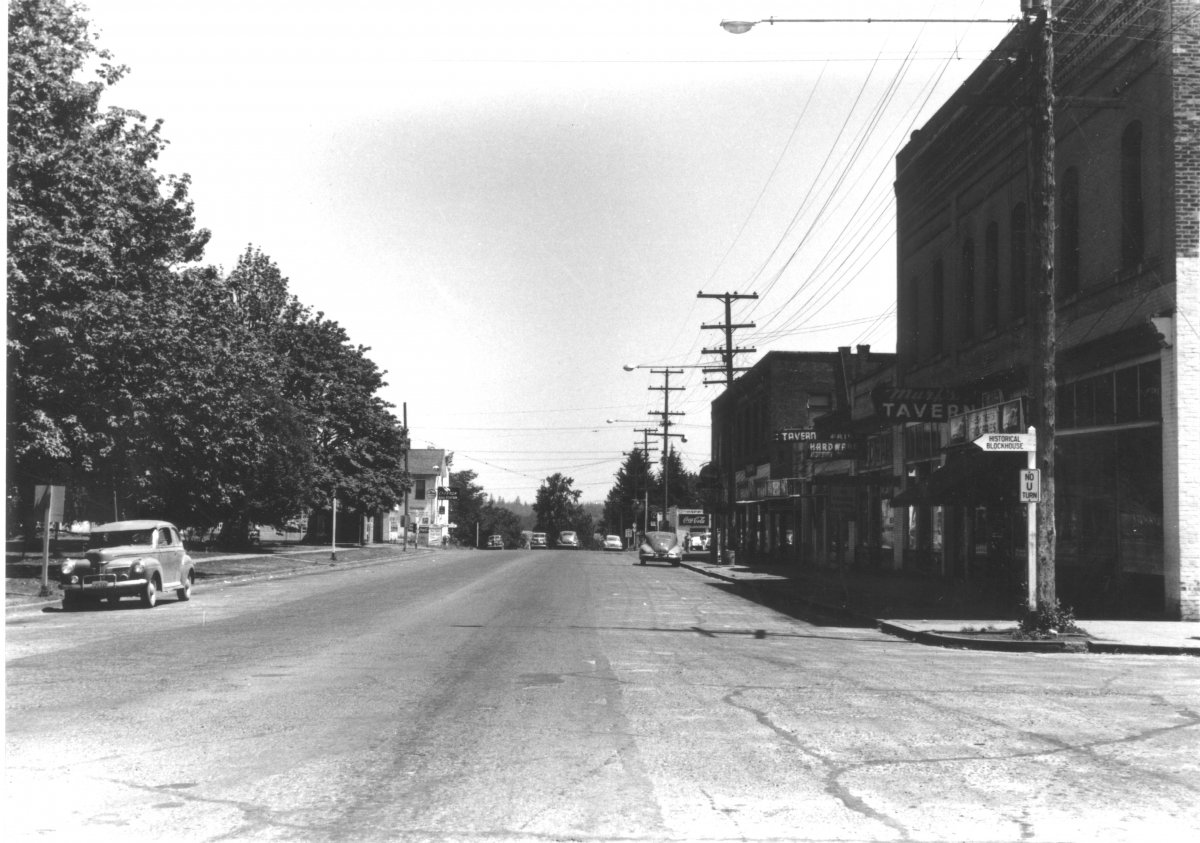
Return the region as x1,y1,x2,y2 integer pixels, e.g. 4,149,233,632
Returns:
59,520,195,609
602,535,624,551
557,530,579,549
487,534,504,549
638,531,682,565
530,532,548,548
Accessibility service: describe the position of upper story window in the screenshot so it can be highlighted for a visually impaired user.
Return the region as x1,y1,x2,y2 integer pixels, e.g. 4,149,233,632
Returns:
906,275,920,359
1121,121,1145,270
1010,203,1028,320
983,222,1000,333
807,393,832,416
415,478,427,499
1059,167,1081,298
960,237,976,342
931,258,945,356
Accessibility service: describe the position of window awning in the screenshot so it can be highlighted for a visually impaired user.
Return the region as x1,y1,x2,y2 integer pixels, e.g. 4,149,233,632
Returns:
892,449,1026,507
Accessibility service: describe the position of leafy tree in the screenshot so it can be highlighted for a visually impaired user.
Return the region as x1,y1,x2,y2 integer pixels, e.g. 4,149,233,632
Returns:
7,0,209,531
279,309,409,525
602,449,655,538
533,473,585,544
652,447,700,517
447,468,485,546
5,1,410,543
478,500,523,549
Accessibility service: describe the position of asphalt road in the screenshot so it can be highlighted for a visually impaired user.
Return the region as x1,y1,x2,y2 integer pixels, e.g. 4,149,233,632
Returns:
6,548,1199,842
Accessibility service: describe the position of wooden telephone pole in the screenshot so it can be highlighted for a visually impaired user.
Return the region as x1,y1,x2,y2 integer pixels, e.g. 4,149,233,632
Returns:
1027,0,1058,611
698,291,757,563
648,369,684,530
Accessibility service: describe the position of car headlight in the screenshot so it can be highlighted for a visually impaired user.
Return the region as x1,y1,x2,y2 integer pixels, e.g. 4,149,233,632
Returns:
130,561,146,576
60,560,76,575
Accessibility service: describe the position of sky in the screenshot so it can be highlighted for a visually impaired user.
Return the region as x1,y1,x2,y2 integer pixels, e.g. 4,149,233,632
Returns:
78,0,1019,503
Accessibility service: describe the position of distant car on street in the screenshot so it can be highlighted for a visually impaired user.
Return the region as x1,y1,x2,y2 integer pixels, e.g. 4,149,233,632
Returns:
530,532,548,548
59,520,195,610
602,535,624,551
557,530,579,549
486,534,504,549
638,531,682,565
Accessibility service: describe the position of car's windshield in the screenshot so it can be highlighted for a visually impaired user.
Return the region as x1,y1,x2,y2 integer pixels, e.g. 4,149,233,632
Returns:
86,530,152,549
644,532,677,545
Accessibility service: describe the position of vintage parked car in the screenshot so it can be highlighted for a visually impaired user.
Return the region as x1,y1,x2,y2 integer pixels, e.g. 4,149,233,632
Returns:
602,535,624,551
530,532,548,548
638,531,682,565
486,534,504,549
557,530,580,549
59,520,195,610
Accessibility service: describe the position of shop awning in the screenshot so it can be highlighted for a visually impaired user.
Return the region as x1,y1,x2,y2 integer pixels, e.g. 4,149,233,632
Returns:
891,449,1026,507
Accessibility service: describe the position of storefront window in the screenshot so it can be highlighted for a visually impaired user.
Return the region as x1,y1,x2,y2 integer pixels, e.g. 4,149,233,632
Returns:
1057,425,1163,614
1061,359,1161,431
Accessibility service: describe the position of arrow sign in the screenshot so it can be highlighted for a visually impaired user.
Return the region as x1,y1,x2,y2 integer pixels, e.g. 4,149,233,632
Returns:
973,432,1037,452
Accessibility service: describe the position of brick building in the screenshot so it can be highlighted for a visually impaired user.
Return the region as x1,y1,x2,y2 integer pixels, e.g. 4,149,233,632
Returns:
893,0,1199,618
710,347,894,565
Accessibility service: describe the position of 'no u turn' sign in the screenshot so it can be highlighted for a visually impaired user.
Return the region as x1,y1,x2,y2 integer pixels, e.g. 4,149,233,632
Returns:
1020,469,1041,503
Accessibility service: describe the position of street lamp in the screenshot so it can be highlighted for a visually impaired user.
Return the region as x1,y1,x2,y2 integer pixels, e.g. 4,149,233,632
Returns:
721,6,1055,610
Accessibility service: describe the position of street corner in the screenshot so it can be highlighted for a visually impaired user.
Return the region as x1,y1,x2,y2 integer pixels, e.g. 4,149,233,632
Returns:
878,620,1090,653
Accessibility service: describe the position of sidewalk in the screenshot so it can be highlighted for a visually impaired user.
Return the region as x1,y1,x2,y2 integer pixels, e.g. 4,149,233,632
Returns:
680,557,1200,656
5,543,433,614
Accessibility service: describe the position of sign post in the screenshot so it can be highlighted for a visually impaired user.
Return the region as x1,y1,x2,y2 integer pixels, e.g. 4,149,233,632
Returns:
1023,428,1039,612
34,484,65,597
973,427,1039,611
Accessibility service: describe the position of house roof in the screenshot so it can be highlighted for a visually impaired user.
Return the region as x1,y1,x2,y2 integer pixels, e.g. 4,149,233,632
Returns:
408,448,446,476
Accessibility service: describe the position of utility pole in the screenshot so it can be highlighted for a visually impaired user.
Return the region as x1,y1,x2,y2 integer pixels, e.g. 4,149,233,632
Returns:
633,428,659,535
698,291,759,386
648,369,684,531
1026,0,1057,612
698,290,757,564
402,402,409,553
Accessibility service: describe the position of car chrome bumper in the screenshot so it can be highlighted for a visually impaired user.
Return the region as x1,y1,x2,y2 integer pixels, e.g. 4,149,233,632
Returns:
63,577,148,592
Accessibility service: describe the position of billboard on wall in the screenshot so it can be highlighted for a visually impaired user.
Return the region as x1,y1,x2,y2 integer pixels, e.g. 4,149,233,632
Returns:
949,398,1025,446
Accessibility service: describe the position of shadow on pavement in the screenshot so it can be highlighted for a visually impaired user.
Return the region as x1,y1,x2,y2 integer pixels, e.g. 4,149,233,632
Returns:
703,579,877,628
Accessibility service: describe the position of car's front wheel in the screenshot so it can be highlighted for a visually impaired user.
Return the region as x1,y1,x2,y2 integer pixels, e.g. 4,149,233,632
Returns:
63,591,84,612
177,571,193,602
141,576,159,608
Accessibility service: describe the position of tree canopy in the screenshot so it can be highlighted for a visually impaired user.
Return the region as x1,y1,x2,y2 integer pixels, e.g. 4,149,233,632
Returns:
7,0,409,540
447,468,486,546
602,449,655,537
533,473,591,545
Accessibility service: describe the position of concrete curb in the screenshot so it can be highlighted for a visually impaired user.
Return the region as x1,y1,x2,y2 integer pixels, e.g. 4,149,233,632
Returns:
680,560,1200,657
877,620,1089,653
